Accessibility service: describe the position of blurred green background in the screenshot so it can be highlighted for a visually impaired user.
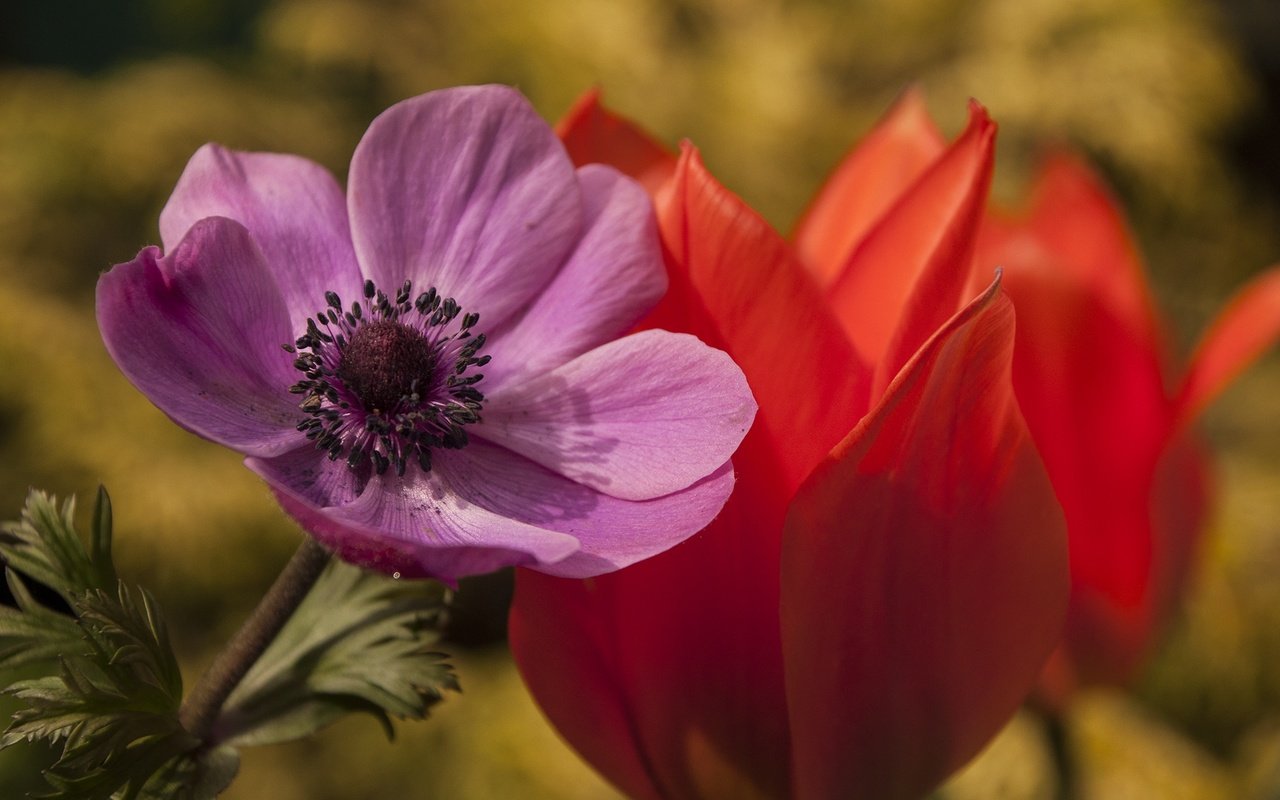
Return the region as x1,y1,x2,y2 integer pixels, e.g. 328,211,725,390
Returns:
1,0,1278,797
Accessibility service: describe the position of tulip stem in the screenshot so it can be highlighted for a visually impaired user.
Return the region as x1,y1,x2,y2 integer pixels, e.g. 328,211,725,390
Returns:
177,537,332,742
1043,709,1077,800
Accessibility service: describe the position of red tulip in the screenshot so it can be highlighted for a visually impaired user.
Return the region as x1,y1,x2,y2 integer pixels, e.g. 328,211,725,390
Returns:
801,89,1280,698
977,153,1280,697
508,90,1069,799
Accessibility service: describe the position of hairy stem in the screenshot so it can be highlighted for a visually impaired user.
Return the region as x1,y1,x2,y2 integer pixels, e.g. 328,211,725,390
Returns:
178,537,331,741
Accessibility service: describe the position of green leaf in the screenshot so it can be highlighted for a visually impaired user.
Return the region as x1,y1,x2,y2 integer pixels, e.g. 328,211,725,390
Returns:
133,745,240,800
1,580,194,798
0,488,202,799
90,486,119,591
0,572,86,671
218,558,458,747
0,488,117,606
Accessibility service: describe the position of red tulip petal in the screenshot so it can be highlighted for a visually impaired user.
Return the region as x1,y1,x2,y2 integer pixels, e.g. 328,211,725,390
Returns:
1176,264,1280,426
511,143,878,800
1148,433,1213,640
792,86,947,289
512,422,796,800
985,152,1165,353
781,278,1068,800
508,570,667,800
998,256,1173,685
556,88,678,194
648,144,871,493
825,102,996,400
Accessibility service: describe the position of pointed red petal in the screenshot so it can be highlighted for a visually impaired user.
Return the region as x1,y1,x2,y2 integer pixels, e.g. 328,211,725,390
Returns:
781,278,1068,800
648,144,871,493
1176,265,1280,426
511,143,880,800
988,152,1166,354
792,86,947,288
508,570,669,800
556,88,677,193
999,257,1174,685
511,423,797,799
825,102,996,398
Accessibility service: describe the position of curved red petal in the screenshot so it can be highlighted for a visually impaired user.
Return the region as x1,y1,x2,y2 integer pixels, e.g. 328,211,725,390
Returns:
791,86,947,289
647,144,871,494
511,139,880,800
511,424,796,800
1176,264,1280,426
781,279,1068,800
985,152,1166,355
509,570,668,800
825,102,997,399
556,88,677,193
999,257,1174,686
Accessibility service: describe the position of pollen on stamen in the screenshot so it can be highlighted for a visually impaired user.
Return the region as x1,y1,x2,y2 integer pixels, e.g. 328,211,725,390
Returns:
284,279,489,477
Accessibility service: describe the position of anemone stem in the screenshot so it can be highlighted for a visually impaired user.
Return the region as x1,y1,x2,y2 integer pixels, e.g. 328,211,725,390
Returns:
178,537,332,742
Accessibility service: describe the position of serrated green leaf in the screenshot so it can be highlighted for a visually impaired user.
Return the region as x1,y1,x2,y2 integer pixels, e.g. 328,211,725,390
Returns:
90,486,118,591
0,489,211,797
0,490,116,604
218,559,456,747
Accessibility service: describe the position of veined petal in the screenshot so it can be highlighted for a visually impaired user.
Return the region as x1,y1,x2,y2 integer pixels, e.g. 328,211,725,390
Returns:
648,144,869,494
781,278,1068,800
482,165,668,390
511,421,797,800
97,217,301,457
245,443,368,510
1176,265,1280,426
478,330,755,502
556,88,677,193
509,569,668,800
159,144,364,329
251,438,736,582
247,449,581,582
428,440,737,578
792,86,947,288
348,85,583,327
825,102,996,399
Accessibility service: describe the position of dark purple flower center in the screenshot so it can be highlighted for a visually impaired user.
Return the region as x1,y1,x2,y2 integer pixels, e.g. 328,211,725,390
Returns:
336,320,437,414
285,279,489,477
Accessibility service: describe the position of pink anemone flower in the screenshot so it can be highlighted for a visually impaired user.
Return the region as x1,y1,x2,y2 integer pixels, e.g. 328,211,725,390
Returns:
97,85,756,582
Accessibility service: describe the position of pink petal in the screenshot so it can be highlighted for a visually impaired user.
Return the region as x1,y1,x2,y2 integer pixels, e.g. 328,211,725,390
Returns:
426,441,738,578
347,85,582,327
781,278,1069,800
248,448,580,582
791,86,947,289
1176,264,1280,426
478,330,755,502
245,444,368,509
158,144,363,329
97,217,302,457
482,164,667,391
251,439,736,581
